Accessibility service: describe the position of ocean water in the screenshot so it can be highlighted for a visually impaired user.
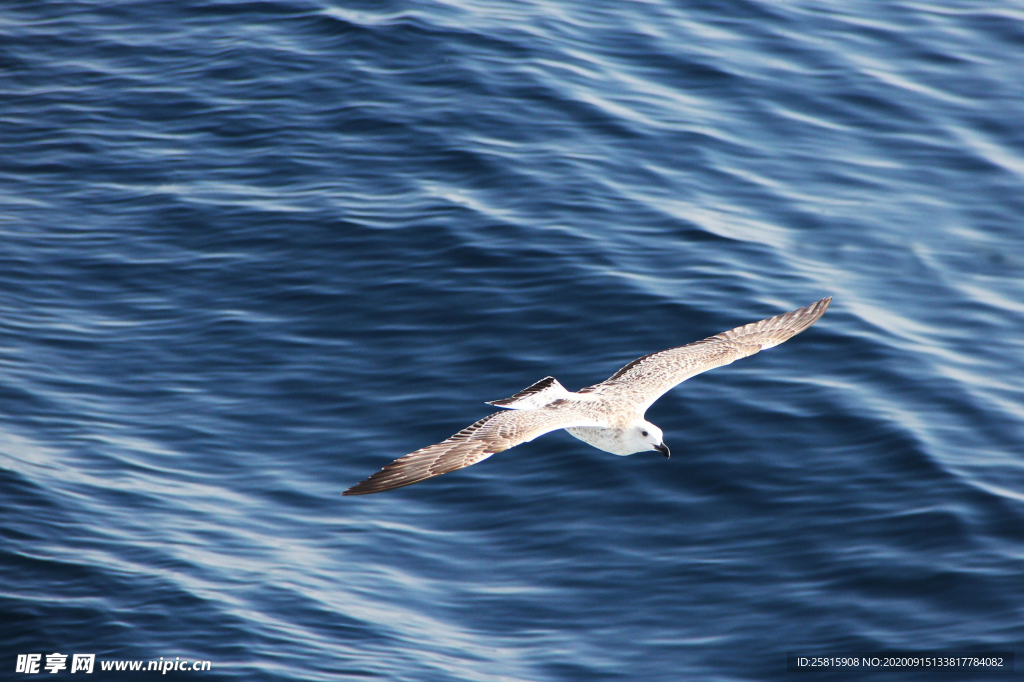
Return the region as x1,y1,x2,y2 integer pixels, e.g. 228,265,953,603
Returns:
1,0,1023,680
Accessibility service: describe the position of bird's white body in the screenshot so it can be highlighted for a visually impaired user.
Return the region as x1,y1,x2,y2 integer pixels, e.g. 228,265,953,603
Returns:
344,298,832,495
565,423,664,457
486,378,659,456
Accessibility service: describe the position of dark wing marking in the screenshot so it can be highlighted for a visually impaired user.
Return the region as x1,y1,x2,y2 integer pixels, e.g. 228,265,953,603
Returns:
487,376,558,407
343,406,603,495
585,297,831,411
486,376,571,410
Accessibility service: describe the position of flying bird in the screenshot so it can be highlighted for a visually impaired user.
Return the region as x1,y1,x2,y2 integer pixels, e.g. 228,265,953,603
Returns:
344,297,831,495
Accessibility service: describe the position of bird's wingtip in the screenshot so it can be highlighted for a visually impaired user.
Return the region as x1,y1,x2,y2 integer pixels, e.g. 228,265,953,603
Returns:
342,481,379,496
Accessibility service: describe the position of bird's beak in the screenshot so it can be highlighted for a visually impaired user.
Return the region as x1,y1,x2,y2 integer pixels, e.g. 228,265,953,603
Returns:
655,442,670,459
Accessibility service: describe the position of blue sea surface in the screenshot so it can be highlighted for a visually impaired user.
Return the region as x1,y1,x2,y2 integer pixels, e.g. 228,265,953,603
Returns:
2,0,1023,680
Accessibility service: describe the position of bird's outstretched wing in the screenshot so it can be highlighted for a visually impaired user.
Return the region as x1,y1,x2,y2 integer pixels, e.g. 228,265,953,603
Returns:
343,405,604,495
583,297,831,412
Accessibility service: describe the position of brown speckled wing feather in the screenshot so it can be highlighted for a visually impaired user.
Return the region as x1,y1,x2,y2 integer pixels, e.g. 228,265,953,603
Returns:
343,406,604,495
586,297,831,411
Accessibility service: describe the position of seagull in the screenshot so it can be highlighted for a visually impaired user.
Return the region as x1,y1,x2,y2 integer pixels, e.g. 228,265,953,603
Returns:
343,297,831,495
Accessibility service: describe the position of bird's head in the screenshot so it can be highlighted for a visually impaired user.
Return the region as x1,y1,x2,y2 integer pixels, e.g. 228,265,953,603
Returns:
632,420,669,458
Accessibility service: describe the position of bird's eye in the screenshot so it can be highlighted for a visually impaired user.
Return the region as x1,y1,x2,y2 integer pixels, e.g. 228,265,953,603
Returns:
641,430,648,437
